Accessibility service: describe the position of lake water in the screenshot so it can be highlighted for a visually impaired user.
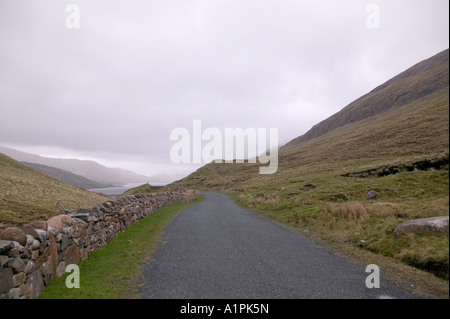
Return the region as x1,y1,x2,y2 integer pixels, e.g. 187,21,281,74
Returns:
87,182,167,196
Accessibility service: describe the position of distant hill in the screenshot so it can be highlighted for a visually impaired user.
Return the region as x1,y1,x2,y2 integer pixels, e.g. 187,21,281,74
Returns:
0,153,108,229
281,49,449,151
0,146,150,186
21,162,113,189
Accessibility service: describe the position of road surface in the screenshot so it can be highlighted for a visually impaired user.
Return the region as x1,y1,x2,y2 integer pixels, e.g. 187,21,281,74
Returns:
139,191,415,299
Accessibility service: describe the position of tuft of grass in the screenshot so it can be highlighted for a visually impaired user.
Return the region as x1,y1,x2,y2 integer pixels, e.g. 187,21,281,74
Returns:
39,195,204,299
323,202,370,222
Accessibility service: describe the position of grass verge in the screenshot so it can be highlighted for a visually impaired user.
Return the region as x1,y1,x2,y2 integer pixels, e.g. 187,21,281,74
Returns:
225,170,448,298
38,195,204,299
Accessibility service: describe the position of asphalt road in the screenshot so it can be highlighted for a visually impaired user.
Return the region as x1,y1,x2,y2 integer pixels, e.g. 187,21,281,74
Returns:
139,191,416,299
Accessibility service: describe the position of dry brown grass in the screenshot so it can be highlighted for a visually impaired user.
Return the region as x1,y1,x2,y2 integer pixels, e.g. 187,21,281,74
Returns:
322,202,370,223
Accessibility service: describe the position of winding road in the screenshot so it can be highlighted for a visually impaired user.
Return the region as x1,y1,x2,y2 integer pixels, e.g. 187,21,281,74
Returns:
138,191,415,299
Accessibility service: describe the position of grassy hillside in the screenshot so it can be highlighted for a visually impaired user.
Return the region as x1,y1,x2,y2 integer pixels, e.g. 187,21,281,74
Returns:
282,49,449,151
175,51,449,295
0,153,109,229
22,162,113,189
179,87,449,191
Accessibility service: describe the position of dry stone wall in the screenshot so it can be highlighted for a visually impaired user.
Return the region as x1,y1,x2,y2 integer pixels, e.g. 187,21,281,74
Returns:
0,189,200,299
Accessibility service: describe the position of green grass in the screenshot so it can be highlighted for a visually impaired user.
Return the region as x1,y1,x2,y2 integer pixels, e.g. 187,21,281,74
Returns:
38,195,204,299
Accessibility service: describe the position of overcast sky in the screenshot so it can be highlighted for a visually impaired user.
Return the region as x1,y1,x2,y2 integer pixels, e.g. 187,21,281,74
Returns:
0,0,449,182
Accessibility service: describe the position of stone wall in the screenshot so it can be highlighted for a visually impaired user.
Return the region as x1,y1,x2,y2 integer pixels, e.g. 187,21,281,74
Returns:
0,189,200,299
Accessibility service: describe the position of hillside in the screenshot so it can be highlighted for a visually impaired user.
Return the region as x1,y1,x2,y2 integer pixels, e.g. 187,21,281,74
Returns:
21,162,113,189
281,49,449,151
0,146,150,186
0,153,108,229
179,49,449,189
175,49,449,289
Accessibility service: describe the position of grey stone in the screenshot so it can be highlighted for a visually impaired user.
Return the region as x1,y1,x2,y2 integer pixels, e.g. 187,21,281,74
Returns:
26,234,34,247
0,268,13,294
31,239,40,250
60,234,69,252
366,190,377,199
6,287,21,299
12,272,25,287
24,261,35,274
35,229,47,242
11,257,25,274
47,226,57,236
70,211,90,223
25,270,44,299
394,216,449,237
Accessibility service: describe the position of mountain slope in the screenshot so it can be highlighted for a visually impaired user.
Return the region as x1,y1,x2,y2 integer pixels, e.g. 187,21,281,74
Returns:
0,146,150,186
21,162,113,189
179,86,449,189
281,49,449,151
0,153,108,229
179,49,449,190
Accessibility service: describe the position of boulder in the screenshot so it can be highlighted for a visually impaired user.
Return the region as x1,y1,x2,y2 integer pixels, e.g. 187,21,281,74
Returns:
394,216,449,237
366,190,377,199
0,227,27,246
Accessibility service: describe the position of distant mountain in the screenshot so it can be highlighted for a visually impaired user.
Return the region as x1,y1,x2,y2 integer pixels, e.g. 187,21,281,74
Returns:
281,49,449,151
0,146,150,186
21,162,113,189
